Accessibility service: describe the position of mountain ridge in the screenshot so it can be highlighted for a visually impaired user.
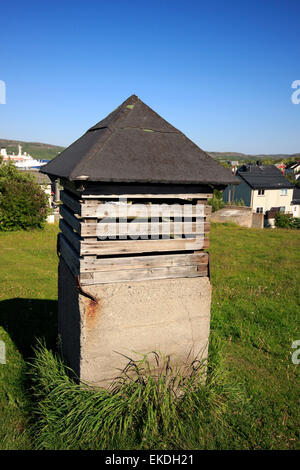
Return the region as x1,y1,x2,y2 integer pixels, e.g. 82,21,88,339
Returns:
0,138,299,162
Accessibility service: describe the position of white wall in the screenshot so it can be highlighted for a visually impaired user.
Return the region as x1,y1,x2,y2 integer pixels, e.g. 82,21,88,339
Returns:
43,184,55,223
252,188,294,214
292,204,300,218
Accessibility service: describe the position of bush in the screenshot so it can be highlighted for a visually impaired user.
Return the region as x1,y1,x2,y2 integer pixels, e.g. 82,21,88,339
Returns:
226,198,245,207
208,190,225,212
274,212,300,229
0,160,49,231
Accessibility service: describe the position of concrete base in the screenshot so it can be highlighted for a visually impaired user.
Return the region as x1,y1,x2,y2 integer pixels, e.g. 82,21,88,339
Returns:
58,257,212,388
211,205,253,227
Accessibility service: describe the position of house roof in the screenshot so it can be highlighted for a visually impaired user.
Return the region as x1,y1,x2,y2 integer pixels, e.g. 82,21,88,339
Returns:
236,164,294,190
41,95,239,186
291,187,300,205
285,161,300,170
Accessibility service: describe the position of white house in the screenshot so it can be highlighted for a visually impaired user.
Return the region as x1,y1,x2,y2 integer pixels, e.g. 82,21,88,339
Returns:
291,187,300,218
223,163,295,227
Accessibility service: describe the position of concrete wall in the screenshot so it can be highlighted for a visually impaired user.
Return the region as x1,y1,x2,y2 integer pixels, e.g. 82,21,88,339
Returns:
211,205,253,228
252,212,264,229
58,257,212,388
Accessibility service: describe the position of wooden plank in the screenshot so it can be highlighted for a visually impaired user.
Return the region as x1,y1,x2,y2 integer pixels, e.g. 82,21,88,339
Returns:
60,204,81,233
81,203,210,218
80,264,208,285
81,220,210,237
59,234,80,276
59,219,81,253
80,252,208,272
79,237,209,256
81,193,212,200
60,190,82,215
206,205,212,217
72,182,214,197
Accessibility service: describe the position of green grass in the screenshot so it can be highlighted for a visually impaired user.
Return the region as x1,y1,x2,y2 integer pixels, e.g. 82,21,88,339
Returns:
0,225,58,449
0,223,299,449
29,345,244,450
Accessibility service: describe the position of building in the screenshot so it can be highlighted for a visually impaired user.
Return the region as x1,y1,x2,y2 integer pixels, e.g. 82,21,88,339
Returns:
41,94,239,387
274,162,286,174
227,160,240,174
291,187,300,218
285,161,300,179
223,162,295,227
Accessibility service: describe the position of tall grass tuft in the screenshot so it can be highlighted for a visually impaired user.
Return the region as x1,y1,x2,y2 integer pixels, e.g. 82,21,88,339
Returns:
29,342,246,450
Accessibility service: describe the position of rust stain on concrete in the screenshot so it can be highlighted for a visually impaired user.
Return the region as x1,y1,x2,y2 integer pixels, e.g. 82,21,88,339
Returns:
86,297,101,329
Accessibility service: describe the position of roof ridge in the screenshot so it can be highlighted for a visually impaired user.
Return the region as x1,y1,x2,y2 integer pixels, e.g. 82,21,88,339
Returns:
105,126,181,134
88,95,140,131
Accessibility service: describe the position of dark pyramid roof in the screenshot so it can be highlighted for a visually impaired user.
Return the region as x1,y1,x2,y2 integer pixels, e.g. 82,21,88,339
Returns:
42,95,239,185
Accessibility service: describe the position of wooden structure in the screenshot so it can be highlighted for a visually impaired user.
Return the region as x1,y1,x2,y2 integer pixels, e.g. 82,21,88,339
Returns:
58,186,212,286
42,95,238,386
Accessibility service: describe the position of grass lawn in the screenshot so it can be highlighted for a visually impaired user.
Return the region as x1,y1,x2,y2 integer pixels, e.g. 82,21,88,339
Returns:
0,223,299,449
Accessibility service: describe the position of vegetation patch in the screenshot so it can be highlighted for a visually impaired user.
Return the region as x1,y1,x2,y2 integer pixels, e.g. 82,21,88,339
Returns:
0,223,299,449
0,161,49,231
275,212,300,229
29,343,245,450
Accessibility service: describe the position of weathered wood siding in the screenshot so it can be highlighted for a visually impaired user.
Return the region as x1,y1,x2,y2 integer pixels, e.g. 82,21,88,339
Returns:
58,189,211,285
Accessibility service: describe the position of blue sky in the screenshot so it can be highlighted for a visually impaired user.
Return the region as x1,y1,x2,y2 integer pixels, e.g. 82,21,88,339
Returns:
0,0,299,154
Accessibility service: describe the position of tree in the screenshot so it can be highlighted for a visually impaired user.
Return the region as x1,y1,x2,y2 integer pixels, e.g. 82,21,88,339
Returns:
0,159,49,231
207,189,225,212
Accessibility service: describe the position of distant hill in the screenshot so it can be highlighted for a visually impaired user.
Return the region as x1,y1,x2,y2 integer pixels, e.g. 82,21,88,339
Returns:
0,139,64,160
208,151,300,161
1,138,299,163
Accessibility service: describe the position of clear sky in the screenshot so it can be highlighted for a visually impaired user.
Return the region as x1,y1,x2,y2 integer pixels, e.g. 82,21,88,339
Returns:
0,0,299,154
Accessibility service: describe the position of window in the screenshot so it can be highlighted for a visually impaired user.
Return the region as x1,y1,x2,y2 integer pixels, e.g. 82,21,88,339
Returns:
280,189,287,196
256,207,264,213
258,189,265,196
279,206,285,212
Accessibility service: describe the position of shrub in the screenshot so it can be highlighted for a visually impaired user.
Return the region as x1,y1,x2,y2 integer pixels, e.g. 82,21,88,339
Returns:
274,212,300,229
208,190,225,212
0,161,49,231
227,198,245,207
